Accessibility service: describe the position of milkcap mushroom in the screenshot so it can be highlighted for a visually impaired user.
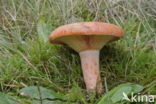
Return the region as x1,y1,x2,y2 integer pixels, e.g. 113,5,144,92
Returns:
49,22,124,94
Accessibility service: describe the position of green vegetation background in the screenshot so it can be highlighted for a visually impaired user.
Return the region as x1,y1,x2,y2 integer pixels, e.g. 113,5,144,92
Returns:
0,0,155,103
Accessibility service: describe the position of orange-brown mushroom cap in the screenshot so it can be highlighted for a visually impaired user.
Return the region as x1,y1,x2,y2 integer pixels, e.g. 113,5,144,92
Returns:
49,22,124,52
49,22,124,44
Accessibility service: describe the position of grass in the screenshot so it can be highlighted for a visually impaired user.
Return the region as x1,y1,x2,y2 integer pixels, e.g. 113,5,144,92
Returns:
0,0,156,103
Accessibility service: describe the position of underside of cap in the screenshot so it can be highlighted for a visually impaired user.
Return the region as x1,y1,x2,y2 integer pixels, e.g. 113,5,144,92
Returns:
56,35,114,52
49,22,124,52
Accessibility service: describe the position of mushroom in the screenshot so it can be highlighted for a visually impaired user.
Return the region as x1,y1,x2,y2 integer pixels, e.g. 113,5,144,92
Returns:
49,22,124,94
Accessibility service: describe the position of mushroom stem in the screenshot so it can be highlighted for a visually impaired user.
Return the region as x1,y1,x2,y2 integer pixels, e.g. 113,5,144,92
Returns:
79,50,103,94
